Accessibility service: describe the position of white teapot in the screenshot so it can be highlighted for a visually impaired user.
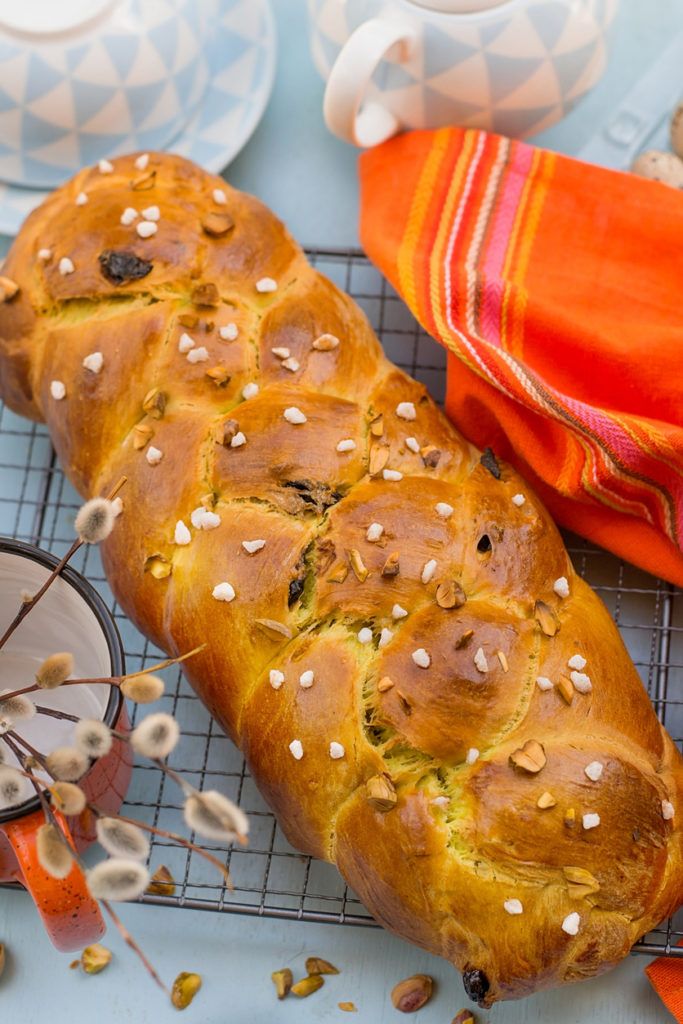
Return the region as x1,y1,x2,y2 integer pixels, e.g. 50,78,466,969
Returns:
309,0,619,146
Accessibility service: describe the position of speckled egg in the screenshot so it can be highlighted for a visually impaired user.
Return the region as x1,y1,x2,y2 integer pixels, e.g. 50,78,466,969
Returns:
631,149,683,188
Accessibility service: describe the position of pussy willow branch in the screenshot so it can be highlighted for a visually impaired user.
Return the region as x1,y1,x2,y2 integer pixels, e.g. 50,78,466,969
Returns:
4,730,52,775
103,809,233,889
0,645,206,703
0,476,126,652
100,899,168,994
0,538,81,651
33,705,80,723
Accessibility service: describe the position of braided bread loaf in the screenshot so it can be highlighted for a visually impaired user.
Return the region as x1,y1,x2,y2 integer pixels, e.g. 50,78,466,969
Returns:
0,153,680,1005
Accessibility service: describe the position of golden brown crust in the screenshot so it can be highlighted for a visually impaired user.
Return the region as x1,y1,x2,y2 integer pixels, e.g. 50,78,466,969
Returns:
0,152,680,1005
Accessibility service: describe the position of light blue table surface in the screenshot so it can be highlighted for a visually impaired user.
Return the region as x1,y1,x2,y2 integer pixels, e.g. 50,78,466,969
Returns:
1,1,682,1022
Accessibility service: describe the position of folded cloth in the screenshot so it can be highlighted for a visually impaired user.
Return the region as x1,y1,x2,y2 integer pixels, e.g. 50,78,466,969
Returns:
359,127,683,586
646,943,683,1022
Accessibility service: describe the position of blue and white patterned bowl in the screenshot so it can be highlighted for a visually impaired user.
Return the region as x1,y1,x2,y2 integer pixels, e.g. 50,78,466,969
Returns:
0,0,276,235
0,0,216,189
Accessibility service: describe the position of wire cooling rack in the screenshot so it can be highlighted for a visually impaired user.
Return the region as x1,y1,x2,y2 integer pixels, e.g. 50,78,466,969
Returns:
0,247,680,958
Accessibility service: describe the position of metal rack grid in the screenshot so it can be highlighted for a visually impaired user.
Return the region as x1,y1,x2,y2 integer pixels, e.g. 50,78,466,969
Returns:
0,247,680,958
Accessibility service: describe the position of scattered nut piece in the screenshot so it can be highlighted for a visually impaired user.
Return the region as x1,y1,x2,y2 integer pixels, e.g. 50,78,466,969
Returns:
421,445,441,468
535,599,559,637
556,675,574,704
452,1011,477,1024
142,387,167,419
509,739,546,774
327,562,349,584
131,169,156,190
369,443,389,477
291,975,324,997
435,580,466,609
147,864,175,896
537,791,556,809
0,275,19,302
305,957,339,975
202,212,234,237
496,650,509,672
377,676,395,693
271,967,293,1000
455,629,474,649
564,807,576,828
312,333,339,351
381,552,400,577
178,313,198,329
254,618,293,640
132,423,154,450
80,943,112,974
369,413,384,437
220,419,240,446
397,689,413,714
391,974,433,1013
205,365,231,387
171,971,202,1010
192,282,220,307
366,773,397,811
144,554,172,580
563,866,600,898
348,548,369,582
339,1002,357,1012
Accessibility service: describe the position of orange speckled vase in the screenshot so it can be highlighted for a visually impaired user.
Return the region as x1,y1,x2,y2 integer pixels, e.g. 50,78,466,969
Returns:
0,539,133,952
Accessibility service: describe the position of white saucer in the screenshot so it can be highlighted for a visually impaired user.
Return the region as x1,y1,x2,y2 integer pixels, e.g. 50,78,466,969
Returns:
0,0,276,236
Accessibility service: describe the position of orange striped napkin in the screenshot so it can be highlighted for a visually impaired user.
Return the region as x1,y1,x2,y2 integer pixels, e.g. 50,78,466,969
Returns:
647,944,683,1022
359,127,683,587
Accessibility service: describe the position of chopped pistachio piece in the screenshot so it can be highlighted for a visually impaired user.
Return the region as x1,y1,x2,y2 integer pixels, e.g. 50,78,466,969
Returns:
366,774,397,811
147,864,175,897
391,974,433,1013
291,974,324,997
509,739,546,774
80,944,112,975
305,956,339,975
271,967,293,1000
171,972,202,1010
